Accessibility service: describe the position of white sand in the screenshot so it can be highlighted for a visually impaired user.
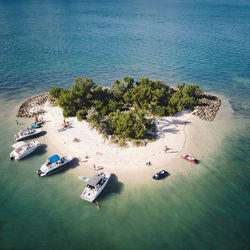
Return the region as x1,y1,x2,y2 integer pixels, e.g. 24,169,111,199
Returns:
40,101,202,183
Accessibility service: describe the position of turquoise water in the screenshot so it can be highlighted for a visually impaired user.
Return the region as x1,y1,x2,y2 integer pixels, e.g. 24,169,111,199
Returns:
0,0,249,249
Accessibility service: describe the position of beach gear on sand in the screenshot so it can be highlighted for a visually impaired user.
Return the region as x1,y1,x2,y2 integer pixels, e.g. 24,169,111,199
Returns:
73,137,80,143
78,176,89,182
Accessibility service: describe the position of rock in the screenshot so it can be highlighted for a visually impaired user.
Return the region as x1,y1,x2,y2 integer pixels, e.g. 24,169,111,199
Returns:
17,93,50,118
192,93,221,121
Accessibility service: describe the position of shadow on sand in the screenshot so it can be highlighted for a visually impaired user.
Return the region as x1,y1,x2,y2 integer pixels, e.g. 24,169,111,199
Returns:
155,118,191,139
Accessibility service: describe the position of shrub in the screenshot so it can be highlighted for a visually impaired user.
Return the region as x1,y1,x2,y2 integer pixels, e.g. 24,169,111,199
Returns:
76,108,88,121
118,139,127,147
87,112,102,127
50,87,65,99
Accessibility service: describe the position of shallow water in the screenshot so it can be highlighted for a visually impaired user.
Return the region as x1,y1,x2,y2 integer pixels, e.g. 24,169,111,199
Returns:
0,0,249,249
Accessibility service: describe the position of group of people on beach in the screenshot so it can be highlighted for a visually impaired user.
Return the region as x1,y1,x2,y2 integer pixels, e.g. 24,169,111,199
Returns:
145,145,170,167
62,119,71,129
35,115,44,123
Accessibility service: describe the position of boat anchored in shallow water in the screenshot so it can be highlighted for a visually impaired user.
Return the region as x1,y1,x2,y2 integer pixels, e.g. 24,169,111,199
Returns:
152,170,170,180
181,154,198,164
80,172,111,202
37,154,73,176
14,128,42,141
10,141,40,160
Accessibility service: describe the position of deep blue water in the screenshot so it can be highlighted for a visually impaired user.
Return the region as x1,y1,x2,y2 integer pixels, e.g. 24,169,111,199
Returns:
0,0,249,249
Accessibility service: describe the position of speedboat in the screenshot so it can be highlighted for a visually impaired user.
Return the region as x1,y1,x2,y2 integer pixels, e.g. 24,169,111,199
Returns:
37,154,73,176
10,141,40,160
80,172,111,202
152,170,169,180
14,129,42,141
181,154,198,164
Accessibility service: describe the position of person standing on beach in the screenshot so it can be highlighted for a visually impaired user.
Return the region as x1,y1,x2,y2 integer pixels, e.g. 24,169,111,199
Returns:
164,145,169,153
35,115,38,123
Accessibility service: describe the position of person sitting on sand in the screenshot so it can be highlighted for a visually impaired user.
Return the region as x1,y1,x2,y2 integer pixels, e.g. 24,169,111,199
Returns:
73,137,80,143
66,121,70,128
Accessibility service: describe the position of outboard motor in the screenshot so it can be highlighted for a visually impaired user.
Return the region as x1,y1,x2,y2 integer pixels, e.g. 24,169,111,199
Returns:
10,156,14,160
37,169,42,176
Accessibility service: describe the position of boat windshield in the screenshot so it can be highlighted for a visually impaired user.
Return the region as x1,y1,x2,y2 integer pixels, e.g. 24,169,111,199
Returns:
87,185,95,189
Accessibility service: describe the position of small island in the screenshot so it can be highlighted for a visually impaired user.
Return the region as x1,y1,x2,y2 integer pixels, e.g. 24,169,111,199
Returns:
38,77,219,146
16,77,221,179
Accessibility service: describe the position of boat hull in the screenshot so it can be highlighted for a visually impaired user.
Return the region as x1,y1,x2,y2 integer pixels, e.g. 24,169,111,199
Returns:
10,141,40,160
181,155,198,164
37,156,73,176
152,170,169,180
14,129,42,141
81,173,111,202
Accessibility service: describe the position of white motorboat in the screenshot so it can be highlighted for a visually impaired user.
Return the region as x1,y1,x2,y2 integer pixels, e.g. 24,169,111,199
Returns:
10,141,40,160
14,129,42,141
37,154,73,176
80,172,111,202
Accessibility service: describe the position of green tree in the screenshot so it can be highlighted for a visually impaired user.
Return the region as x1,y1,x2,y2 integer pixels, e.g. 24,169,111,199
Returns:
76,108,88,121
50,87,65,99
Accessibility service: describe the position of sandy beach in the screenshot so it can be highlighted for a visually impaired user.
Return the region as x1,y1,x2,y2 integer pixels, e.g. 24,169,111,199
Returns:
39,101,205,183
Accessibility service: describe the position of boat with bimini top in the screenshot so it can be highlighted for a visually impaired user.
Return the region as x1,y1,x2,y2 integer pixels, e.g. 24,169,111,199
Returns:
80,172,111,202
10,141,40,160
14,128,42,141
37,154,73,176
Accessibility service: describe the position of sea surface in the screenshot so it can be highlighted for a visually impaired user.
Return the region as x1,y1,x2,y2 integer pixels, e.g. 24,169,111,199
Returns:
0,0,249,249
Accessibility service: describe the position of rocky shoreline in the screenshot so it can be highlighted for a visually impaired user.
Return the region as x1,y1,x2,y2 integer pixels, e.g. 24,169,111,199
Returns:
169,86,221,121
17,93,49,118
17,92,221,121
192,93,221,121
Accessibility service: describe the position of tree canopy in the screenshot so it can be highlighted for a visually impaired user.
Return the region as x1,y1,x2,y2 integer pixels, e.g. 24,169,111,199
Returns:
50,77,203,143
